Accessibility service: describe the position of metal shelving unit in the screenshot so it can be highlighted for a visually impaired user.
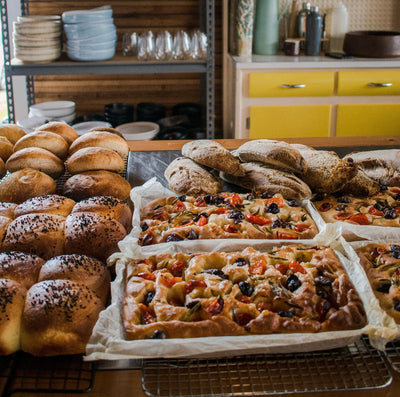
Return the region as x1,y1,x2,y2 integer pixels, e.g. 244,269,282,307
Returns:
1,0,216,138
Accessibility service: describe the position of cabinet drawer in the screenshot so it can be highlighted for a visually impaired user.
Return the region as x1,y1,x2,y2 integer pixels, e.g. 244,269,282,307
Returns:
249,105,331,138
336,103,400,136
248,72,334,97
337,71,400,96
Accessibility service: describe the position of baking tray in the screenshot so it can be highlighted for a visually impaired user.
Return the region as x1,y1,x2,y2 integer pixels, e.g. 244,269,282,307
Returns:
385,340,400,373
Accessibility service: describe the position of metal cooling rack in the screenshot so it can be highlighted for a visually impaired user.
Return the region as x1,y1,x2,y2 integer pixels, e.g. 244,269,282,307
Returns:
385,340,400,373
1,353,94,396
141,336,392,397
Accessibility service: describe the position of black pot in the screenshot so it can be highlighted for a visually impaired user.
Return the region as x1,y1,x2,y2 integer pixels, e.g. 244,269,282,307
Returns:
172,102,203,128
136,102,166,123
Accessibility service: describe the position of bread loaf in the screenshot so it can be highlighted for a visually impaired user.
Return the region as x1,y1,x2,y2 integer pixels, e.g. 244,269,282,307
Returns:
337,169,381,197
0,124,26,144
0,157,6,179
66,147,125,175
63,170,131,201
39,254,110,304
2,213,65,260
65,212,127,262
68,131,129,159
0,168,57,204
0,278,26,355
0,252,45,290
14,131,69,160
0,136,14,161
0,216,12,250
35,121,79,146
14,194,76,218
20,280,104,356
89,126,125,139
6,147,65,179
72,195,132,230
0,202,17,219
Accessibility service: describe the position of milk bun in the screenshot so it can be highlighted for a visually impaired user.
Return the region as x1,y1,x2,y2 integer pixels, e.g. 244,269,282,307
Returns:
0,124,26,144
6,147,65,179
35,121,79,146
0,157,6,178
0,136,14,161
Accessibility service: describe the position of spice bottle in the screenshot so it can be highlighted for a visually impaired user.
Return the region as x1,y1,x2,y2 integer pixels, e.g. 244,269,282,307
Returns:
297,2,311,48
305,6,322,55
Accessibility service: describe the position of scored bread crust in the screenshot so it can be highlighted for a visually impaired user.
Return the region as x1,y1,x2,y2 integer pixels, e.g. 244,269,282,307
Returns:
35,121,79,146
0,124,26,144
0,136,14,161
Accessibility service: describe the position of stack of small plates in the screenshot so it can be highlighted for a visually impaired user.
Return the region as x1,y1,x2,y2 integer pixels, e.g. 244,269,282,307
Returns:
63,6,117,61
28,101,76,124
13,15,62,63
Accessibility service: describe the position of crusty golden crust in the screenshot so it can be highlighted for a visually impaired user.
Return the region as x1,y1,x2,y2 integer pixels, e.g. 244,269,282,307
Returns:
139,193,318,245
355,243,400,324
122,245,367,340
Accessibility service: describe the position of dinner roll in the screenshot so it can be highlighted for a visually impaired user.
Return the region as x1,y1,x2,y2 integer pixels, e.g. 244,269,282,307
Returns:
0,278,26,355
0,251,45,290
0,136,14,161
0,124,26,144
65,147,125,175
0,157,6,178
65,212,127,262
6,147,65,179
14,195,76,218
63,170,131,201
0,216,12,250
0,202,17,219
35,121,79,146
39,254,110,304
0,168,57,204
14,131,69,160
89,126,125,139
2,213,65,260
72,196,132,230
21,280,104,356
68,131,129,159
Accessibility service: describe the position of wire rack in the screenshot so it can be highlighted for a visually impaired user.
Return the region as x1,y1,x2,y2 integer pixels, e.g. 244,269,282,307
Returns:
141,336,392,397
1,353,95,397
385,340,400,373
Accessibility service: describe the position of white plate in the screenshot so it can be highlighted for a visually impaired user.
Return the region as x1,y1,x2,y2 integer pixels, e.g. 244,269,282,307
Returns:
17,15,61,23
116,121,159,140
71,121,112,135
30,101,76,113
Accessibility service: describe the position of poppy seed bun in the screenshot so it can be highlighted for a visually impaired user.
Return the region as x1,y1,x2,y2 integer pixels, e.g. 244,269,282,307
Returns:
0,278,26,355
0,202,17,219
65,212,127,262
39,254,110,304
2,213,65,260
72,196,132,230
0,216,12,250
14,195,76,218
0,124,26,144
20,279,104,356
68,131,129,159
63,170,131,201
35,121,79,146
6,147,65,179
0,251,45,290
0,136,14,161
0,168,57,204
14,131,69,160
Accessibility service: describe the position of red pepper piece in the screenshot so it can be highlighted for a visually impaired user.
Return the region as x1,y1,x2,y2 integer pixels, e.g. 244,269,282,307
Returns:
137,272,156,281
185,279,207,294
249,260,267,275
289,260,307,274
348,213,370,225
245,213,272,226
274,263,289,275
206,296,224,315
197,215,208,226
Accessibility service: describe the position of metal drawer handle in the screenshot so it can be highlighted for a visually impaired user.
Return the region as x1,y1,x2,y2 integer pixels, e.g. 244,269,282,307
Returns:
280,84,306,89
368,82,393,87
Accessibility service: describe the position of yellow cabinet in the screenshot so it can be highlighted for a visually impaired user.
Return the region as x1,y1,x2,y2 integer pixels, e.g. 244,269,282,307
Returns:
249,105,331,139
249,72,335,97
336,103,400,136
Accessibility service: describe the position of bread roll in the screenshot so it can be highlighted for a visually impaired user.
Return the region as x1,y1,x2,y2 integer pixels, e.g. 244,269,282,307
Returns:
89,126,125,139
0,124,26,144
66,147,125,175
72,196,132,231
0,168,57,204
0,278,26,355
21,280,104,356
39,254,110,304
14,194,75,218
35,121,79,146
2,213,65,260
0,252,45,290
6,147,65,179
0,202,17,219
0,157,6,178
68,131,129,159
63,170,131,201
65,212,127,262
14,131,69,160
0,136,14,161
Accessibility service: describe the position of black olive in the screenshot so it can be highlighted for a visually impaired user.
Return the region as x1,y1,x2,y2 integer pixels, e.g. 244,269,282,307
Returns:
394,193,400,201
153,204,163,210
288,200,298,207
380,184,388,191
238,281,254,297
234,257,249,267
141,233,154,246
178,195,186,202
261,192,274,199
320,300,331,314
376,282,391,293
271,219,282,229
314,276,332,287
151,330,167,339
246,193,255,200
384,208,397,219
213,195,225,205
278,311,295,318
187,229,199,240
166,233,184,242
193,212,209,222
336,196,352,203
374,202,385,211
287,274,302,292
317,289,329,300
186,300,201,309
391,244,400,253
265,203,280,214
140,222,149,231
313,193,324,202
144,291,155,306
204,194,213,204
394,300,400,312
228,210,244,220
335,204,347,211
202,268,229,279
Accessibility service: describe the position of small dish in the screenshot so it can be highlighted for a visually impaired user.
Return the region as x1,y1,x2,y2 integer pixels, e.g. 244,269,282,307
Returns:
62,6,113,24
30,101,75,114
71,120,112,135
116,121,160,140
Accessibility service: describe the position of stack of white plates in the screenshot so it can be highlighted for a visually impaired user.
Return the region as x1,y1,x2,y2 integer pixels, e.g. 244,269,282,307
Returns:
63,6,117,61
13,15,62,63
28,101,76,124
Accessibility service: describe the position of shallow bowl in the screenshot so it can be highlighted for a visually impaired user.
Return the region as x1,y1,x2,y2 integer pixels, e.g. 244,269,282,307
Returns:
116,121,160,140
62,6,113,24
67,46,115,61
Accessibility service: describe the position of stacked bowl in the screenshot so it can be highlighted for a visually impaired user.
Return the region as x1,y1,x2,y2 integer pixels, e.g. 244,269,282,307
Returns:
13,15,62,63
62,6,117,61
28,101,76,123
104,103,134,127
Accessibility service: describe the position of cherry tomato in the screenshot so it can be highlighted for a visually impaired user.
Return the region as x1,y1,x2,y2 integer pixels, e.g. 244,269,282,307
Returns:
368,206,384,217
256,302,272,312
236,295,252,304
249,260,267,275
140,304,156,324
197,215,208,226
224,224,238,233
206,296,224,315
274,263,289,275
348,213,370,225
160,274,182,288
170,260,186,277
171,200,186,213
152,212,169,221
185,280,207,294
194,197,206,207
294,223,310,232
277,231,298,240
289,260,307,274
235,312,254,326
334,212,352,220
137,272,156,281
212,207,229,214
228,193,243,207
265,197,284,208
245,213,272,226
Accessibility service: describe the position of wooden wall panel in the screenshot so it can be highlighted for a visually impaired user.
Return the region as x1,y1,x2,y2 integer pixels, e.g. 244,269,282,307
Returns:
28,0,223,137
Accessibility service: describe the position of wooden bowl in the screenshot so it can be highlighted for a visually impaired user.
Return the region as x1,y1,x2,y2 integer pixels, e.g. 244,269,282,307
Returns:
343,31,400,58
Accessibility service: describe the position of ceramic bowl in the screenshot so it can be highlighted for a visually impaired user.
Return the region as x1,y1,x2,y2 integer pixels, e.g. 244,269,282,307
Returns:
13,20,61,35
29,101,75,116
62,6,113,24
116,121,160,140
67,46,116,61
17,15,61,23
64,24,116,41
13,34,61,47
71,120,112,135
67,40,116,52
67,31,117,45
